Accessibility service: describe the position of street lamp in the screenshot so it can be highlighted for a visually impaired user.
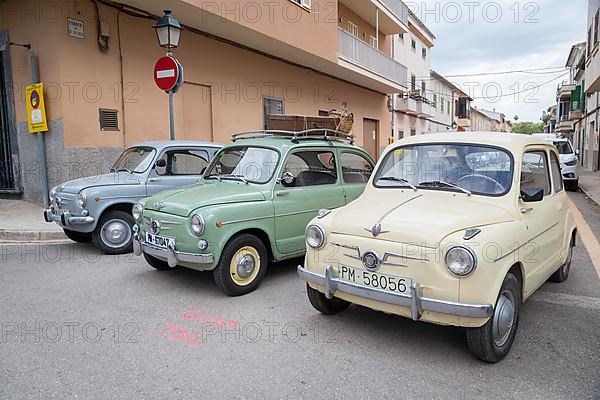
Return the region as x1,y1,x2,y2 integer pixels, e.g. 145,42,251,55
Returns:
153,10,183,52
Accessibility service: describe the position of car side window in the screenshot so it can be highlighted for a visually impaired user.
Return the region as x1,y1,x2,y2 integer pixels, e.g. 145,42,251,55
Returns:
281,150,337,187
520,151,551,196
549,151,564,193
341,152,373,183
156,149,209,176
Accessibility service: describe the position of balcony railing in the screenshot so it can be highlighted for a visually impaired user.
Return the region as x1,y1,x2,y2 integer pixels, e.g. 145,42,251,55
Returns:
338,28,407,86
378,0,409,24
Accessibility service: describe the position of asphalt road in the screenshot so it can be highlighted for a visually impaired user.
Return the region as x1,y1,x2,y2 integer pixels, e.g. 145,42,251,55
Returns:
1,191,599,400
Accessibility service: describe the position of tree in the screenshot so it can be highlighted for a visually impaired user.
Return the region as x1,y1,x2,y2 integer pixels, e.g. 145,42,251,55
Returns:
512,121,545,135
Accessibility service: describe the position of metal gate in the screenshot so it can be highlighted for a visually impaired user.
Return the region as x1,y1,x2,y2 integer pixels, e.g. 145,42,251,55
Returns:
0,32,17,192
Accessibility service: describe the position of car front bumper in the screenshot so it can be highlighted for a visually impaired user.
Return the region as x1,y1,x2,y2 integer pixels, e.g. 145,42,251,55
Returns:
133,234,214,268
298,265,494,321
43,209,95,226
560,164,578,181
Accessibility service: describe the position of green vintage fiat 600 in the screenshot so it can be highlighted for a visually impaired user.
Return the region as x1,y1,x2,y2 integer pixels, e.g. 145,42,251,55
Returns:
132,130,375,296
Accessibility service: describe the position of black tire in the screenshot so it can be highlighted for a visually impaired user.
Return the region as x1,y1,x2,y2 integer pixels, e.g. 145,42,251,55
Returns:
565,180,578,192
143,252,171,271
213,234,268,296
63,229,92,243
466,272,521,363
92,210,135,255
306,283,350,315
550,233,575,283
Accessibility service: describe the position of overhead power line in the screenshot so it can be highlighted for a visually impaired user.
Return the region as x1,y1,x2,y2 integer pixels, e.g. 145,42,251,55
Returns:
417,66,566,80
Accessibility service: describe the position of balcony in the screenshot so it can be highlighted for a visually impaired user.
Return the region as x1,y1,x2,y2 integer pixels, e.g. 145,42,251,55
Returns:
339,0,409,34
338,28,408,88
556,115,574,132
557,81,576,99
416,98,432,117
394,91,433,116
395,95,418,113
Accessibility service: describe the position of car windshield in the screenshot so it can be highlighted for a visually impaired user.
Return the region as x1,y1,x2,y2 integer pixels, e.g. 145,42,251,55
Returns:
553,141,573,155
374,143,513,196
204,146,279,184
111,146,156,173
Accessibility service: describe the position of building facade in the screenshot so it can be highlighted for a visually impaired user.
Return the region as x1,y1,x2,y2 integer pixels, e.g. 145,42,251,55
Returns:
583,0,600,171
0,0,414,203
428,70,472,133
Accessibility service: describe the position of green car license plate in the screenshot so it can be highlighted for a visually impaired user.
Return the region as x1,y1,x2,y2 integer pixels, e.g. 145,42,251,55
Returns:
146,232,175,250
339,265,411,295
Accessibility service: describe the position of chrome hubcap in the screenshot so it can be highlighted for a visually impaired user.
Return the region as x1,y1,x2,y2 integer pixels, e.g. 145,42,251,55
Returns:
236,254,256,278
492,290,515,347
101,219,132,249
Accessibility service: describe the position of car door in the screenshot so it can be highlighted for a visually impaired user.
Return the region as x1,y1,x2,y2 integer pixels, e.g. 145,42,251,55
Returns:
548,148,569,266
338,150,374,204
518,148,562,295
146,147,212,196
273,148,345,257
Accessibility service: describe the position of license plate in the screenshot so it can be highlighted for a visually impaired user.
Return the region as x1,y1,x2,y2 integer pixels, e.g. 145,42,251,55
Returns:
146,232,175,249
339,265,411,295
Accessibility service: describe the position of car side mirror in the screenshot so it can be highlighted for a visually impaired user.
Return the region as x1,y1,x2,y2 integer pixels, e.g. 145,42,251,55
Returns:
280,171,295,187
520,188,544,203
575,149,580,156
155,159,167,168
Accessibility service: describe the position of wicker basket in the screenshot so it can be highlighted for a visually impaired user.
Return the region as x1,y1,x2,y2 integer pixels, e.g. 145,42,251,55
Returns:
328,108,354,133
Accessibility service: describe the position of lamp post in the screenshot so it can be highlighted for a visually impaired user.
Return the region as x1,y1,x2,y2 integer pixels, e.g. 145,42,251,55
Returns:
153,10,183,141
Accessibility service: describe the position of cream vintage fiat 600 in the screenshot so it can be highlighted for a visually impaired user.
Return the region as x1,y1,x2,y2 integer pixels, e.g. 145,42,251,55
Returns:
298,132,577,363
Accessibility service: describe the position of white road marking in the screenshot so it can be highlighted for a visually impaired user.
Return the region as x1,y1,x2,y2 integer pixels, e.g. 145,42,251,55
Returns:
530,291,600,311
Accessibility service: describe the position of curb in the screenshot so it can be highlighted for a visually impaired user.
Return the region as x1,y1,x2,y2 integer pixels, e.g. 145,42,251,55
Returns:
578,183,600,207
0,230,67,242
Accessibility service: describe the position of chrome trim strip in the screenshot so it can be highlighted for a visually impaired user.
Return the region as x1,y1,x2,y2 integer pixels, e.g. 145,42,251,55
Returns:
298,265,493,319
44,209,94,226
374,194,423,225
277,209,320,218
219,215,272,226
493,222,560,262
331,242,429,264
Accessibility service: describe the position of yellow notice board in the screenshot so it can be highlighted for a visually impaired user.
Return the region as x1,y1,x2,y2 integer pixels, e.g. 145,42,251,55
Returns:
26,83,48,133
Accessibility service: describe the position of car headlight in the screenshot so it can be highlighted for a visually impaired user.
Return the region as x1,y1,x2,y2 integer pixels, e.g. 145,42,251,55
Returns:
565,160,577,166
306,225,325,249
77,192,87,208
191,214,205,235
49,187,57,203
445,246,477,277
132,204,143,222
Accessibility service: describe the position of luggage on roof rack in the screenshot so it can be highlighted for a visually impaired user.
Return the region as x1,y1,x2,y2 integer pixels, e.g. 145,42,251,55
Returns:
231,129,355,144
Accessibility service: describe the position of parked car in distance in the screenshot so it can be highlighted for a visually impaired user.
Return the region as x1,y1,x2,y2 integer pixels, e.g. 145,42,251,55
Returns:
533,134,579,191
298,132,577,363
44,141,222,254
133,130,375,296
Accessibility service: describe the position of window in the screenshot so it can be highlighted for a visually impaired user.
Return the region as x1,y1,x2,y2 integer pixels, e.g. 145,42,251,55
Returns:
422,47,427,58
369,35,378,49
341,152,373,183
399,33,404,41
595,10,599,45
447,100,451,115
410,129,416,136
411,39,416,50
411,75,416,91
263,97,284,129
281,151,337,187
156,149,210,176
549,152,564,193
206,146,280,184
112,147,156,173
440,98,444,112
589,26,593,56
348,21,358,37
290,0,311,10
398,130,404,139
432,94,437,109
421,81,426,95
521,151,551,196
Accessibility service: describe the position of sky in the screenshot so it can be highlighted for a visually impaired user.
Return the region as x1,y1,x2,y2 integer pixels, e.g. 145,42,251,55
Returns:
413,0,588,122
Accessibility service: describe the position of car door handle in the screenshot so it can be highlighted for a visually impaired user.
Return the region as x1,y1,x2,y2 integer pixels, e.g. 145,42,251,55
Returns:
520,207,533,214
276,191,289,197
148,178,161,183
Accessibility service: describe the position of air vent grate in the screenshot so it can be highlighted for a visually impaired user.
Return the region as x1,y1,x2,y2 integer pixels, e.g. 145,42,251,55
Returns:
99,108,119,131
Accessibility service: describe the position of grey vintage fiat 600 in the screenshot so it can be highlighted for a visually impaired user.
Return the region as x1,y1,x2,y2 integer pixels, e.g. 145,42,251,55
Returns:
44,141,222,254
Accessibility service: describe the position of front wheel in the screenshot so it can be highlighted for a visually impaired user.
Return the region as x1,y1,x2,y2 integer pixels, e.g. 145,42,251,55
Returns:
213,234,268,296
63,229,92,243
466,272,521,363
306,284,350,315
92,210,134,255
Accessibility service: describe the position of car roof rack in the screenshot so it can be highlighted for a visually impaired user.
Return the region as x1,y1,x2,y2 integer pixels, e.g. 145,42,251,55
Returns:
231,129,355,145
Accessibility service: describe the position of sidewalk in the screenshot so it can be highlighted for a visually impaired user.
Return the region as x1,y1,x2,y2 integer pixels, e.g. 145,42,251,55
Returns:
0,199,67,241
578,168,600,206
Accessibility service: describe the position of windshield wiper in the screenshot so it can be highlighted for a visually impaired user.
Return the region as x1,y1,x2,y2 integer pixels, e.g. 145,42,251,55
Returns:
204,174,222,182
112,168,132,174
223,174,249,184
378,176,417,191
418,180,471,196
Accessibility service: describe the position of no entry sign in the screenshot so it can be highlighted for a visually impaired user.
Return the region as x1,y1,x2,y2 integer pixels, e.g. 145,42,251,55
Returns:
154,55,181,92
